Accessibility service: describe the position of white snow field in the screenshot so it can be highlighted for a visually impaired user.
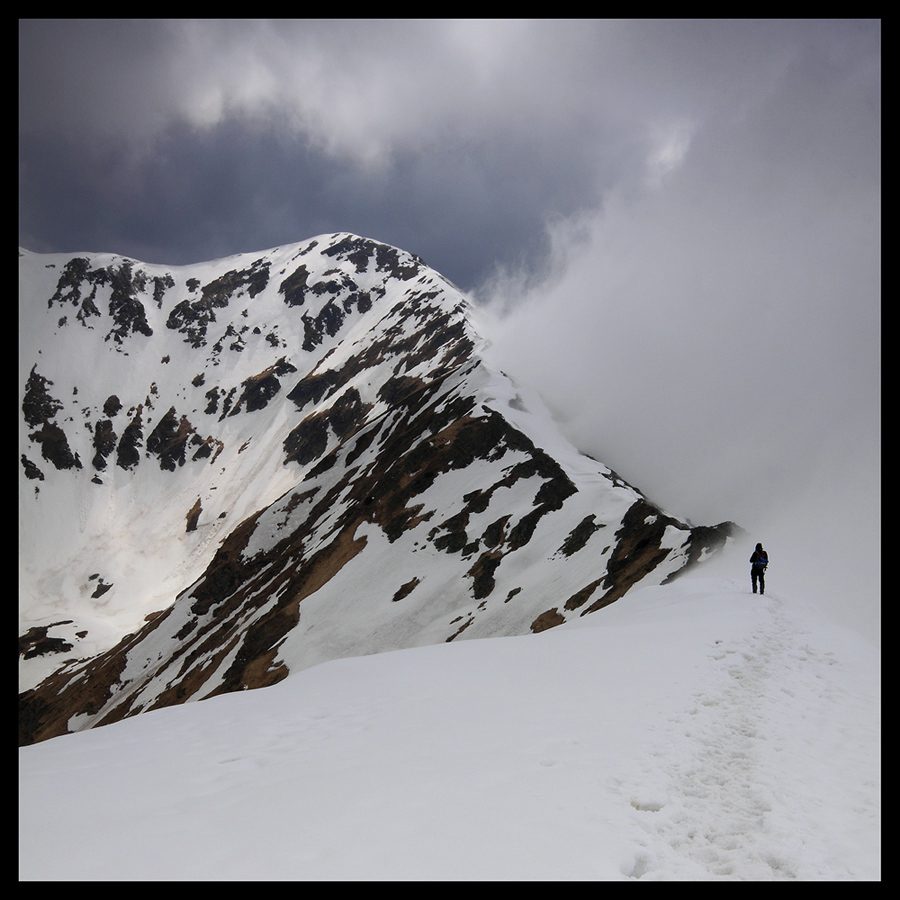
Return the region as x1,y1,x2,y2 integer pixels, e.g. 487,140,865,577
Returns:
19,555,879,881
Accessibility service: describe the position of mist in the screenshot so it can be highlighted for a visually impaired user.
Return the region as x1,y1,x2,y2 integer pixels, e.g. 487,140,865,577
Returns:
473,41,880,644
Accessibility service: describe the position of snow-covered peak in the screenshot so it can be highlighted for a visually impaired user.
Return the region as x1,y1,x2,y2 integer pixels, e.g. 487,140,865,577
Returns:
20,233,473,669
19,234,738,744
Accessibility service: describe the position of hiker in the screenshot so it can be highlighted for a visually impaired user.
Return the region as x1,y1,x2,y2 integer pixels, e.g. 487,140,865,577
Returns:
750,543,768,594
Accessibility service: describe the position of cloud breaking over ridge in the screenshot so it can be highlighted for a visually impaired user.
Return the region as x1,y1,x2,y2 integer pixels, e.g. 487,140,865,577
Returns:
19,19,880,641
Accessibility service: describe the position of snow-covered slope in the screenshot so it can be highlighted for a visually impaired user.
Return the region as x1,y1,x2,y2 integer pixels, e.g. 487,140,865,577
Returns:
19,234,736,745
19,563,880,881
20,234,461,687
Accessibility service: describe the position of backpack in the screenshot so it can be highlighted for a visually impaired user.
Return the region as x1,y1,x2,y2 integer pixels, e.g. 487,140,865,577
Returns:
753,551,768,568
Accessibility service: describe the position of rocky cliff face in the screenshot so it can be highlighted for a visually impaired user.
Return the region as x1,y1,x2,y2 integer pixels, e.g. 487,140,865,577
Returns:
19,234,738,745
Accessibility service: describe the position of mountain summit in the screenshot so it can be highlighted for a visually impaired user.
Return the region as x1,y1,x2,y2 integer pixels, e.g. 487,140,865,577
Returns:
19,233,737,745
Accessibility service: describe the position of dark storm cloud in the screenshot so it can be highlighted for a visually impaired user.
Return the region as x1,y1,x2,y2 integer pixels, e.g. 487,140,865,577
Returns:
18,19,654,287
19,113,608,288
19,19,880,641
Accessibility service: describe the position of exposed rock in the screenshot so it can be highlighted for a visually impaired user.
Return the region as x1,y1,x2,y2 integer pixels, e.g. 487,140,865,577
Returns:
278,263,311,308
48,257,92,309
166,259,270,348
92,420,117,470
115,406,144,470
152,273,175,307
391,577,421,602
22,367,63,427
186,498,202,533
228,357,298,415
578,500,695,615
104,261,153,344
19,623,74,660
531,608,566,633
103,395,122,417
28,422,82,470
20,454,45,481
90,579,113,599
327,388,370,440
46,257,158,344
146,407,196,471
559,514,606,557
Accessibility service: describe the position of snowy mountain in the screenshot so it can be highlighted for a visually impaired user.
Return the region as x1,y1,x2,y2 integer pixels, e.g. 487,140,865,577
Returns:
19,567,880,880
19,233,737,746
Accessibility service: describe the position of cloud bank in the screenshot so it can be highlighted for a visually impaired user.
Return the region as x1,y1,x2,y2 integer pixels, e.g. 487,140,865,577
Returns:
474,23,880,640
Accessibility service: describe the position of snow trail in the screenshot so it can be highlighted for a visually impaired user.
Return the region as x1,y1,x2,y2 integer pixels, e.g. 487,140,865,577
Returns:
617,589,880,880
19,577,879,880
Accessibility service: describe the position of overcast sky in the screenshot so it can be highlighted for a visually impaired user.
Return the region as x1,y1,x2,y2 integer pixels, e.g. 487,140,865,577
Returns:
19,19,880,641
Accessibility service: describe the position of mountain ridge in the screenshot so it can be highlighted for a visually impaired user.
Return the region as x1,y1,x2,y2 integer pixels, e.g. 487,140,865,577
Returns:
19,233,738,745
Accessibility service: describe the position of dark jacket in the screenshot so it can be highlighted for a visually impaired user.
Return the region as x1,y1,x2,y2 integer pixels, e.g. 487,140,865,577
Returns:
750,545,768,568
